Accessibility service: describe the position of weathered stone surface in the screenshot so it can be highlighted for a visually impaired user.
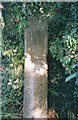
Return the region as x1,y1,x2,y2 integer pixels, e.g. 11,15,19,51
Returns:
23,16,48,118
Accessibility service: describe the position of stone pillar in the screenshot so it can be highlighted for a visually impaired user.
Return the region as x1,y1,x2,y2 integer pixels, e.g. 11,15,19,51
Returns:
23,16,48,118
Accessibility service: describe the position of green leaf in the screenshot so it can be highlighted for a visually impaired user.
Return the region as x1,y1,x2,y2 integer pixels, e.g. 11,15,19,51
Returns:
71,63,78,69
65,72,77,82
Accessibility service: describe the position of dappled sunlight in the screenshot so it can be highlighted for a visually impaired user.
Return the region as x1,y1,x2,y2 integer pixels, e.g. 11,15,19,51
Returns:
25,53,35,72
2,2,78,119
32,107,47,118
25,53,48,76
11,64,23,77
48,108,58,119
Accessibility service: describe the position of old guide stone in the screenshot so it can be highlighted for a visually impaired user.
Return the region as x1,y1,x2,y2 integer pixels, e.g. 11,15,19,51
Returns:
23,16,48,118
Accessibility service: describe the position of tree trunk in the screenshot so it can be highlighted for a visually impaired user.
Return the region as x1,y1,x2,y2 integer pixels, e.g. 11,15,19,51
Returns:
23,16,48,118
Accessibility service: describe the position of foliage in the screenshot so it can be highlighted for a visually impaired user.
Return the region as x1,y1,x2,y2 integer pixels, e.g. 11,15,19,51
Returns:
48,2,78,118
67,110,76,119
2,2,56,118
49,3,78,75
48,54,77,118
65,63,78,82
1,2,78,119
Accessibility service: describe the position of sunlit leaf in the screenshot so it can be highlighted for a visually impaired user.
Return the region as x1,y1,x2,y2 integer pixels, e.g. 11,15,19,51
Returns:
65,72,77,82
